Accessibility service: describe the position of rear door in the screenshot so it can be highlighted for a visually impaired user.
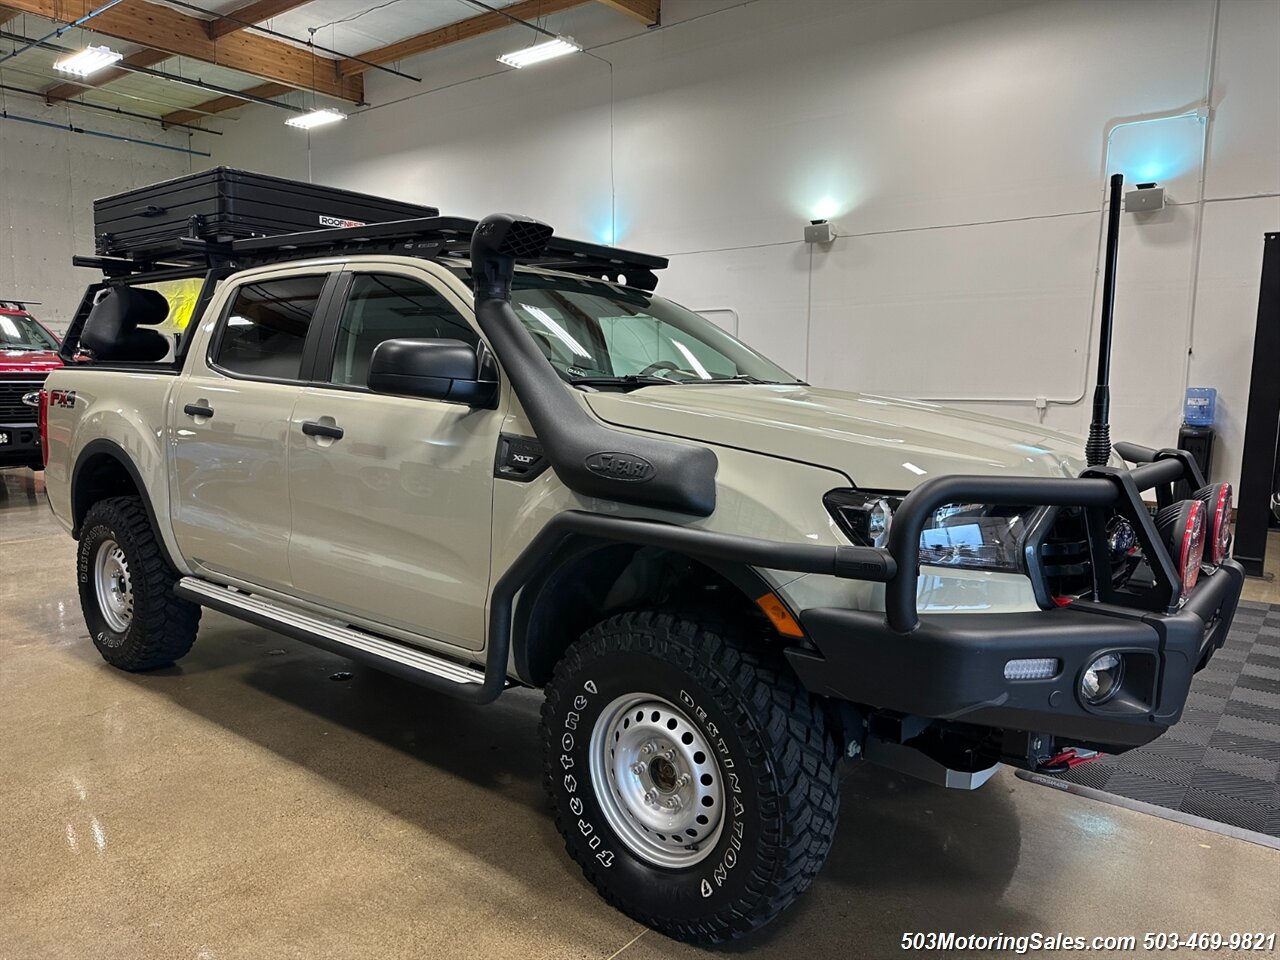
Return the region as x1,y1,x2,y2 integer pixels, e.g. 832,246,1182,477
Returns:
286,263,503,651
170,268,337,592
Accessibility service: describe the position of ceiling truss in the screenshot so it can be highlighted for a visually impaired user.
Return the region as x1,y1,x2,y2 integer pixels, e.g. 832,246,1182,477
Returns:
3,0,661,130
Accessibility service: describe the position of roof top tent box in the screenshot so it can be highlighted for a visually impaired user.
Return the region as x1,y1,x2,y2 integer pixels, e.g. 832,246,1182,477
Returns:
93,167,439,256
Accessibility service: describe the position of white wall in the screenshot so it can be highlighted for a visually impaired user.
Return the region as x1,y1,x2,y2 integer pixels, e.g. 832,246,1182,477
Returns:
207,0,1280,490
0,100,195,332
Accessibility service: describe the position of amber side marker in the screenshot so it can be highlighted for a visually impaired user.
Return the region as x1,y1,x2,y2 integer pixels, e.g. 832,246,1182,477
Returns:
755,592,805,638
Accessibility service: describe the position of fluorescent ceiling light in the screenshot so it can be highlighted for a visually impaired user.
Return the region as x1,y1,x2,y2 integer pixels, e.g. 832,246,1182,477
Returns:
497,36,581,69
285,108,346,130
54,45,123,77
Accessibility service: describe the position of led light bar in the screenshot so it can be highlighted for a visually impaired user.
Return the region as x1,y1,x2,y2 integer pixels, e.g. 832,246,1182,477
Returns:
497,36,581,69
54,45,124,77
1003,658,1059,681
285,108,346,130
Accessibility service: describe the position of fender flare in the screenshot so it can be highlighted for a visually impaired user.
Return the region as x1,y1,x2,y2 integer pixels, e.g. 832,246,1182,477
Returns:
70,438,180,571
510,533,781,684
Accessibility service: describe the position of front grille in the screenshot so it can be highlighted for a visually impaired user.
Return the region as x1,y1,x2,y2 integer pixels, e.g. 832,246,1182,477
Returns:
1041,507,1148,599
0,381,42,422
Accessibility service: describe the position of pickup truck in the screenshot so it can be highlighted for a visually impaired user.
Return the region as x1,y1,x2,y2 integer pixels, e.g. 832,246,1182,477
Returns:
40,209,1244,945
0,300,61,470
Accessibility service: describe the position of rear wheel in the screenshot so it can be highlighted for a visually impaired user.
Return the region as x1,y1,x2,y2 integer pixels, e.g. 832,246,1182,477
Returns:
541,611,839,945
77,496,200,670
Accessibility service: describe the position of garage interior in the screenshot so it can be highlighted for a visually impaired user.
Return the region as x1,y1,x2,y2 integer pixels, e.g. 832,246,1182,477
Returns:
2,0,1280,957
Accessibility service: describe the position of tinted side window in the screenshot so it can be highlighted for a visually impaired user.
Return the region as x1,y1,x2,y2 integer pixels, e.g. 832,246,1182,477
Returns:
215,275,326,380
330,274,477,387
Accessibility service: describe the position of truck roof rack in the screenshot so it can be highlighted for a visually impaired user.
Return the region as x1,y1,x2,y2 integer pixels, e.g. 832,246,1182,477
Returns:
0,299,41,311
73,215,670,292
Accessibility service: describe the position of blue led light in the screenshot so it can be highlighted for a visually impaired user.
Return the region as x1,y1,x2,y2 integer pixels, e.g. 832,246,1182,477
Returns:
1108,113,1205,185
593,209,627,246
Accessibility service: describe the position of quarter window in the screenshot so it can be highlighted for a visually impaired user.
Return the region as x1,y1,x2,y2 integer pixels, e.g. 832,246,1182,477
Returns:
215,275,326,380
330,274,477,387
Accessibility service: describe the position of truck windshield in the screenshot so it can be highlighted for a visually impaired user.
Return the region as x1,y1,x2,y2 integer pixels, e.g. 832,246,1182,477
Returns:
469,271,800,387
0,313,57,351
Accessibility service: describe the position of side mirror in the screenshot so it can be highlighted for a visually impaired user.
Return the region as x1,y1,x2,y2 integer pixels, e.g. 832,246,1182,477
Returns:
368,338,498,407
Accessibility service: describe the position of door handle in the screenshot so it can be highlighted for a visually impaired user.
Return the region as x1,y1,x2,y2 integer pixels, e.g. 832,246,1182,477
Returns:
183,402,214,418
301,420,344,440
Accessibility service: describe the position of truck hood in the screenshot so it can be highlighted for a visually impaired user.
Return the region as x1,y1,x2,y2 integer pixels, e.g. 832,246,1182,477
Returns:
0,348,62,374
583,384,1089,488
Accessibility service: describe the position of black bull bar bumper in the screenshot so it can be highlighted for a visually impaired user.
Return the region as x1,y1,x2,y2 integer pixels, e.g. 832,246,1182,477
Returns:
787,559,1243,748
781,449,1245,748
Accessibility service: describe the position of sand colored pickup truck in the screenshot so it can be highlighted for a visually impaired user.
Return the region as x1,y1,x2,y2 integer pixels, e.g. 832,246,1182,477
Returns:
39,195,1242,944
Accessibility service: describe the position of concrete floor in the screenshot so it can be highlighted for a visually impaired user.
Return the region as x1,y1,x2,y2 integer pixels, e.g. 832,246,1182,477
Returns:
2,467,1278,960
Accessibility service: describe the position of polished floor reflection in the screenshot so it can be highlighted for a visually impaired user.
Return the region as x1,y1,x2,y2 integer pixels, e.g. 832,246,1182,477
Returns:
2,467,1278,959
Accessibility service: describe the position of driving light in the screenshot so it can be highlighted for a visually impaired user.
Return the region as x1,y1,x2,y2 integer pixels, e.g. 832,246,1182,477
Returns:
1155,499,1206,600
1004,658,1059,681
1106,517,1137,560
1193,482,1232,565
54,45,123,77
285,108,346,130
497,36,581,69
1081,653,1124,704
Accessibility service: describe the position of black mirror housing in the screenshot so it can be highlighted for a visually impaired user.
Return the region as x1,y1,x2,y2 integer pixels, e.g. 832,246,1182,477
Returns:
368,338,498,407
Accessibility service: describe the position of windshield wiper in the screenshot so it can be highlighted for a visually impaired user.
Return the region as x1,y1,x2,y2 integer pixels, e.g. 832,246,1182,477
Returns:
569,374,681,390
677,374,774,385
0,344,42,352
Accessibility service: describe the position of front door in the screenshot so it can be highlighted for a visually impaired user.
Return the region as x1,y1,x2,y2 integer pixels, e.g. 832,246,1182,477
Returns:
170,270,333,593
286,266,503,651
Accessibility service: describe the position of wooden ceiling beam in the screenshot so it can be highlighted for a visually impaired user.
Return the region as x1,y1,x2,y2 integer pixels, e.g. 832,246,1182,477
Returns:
207,0,312,40
594,0,659,26
340,0,590,77
42,47,170,103
0,6,23,27
3,0,362,102
161,80,291,127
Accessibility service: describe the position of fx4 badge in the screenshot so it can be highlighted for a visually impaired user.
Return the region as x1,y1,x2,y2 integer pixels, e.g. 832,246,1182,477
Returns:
584,452,655,483
49,389,77,409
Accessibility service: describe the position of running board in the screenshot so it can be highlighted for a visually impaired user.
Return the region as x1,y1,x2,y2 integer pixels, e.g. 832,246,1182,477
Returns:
175,577,488,690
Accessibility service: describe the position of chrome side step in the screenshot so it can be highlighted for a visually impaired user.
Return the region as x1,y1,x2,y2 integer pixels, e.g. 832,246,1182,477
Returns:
175,577,486,687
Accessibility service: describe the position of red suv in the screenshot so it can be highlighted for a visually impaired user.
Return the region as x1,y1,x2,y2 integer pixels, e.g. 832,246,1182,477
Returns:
0,300,62,470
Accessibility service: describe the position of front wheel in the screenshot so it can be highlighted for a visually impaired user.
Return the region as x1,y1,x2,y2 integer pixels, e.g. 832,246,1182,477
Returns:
541,611,840,945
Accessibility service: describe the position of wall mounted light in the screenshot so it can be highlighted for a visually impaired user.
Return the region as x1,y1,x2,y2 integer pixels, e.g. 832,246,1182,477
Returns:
498,36,581,69
54,45,123,77
1123,181,1165,213
285,108,346,130
804,219,838,244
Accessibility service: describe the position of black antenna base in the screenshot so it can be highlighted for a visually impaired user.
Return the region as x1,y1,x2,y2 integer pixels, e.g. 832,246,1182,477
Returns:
1085,422,1112,467
1085,383,1112,466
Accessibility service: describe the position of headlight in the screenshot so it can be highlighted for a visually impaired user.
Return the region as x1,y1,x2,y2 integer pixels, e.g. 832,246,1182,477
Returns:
824,490,1031,573
822,489,897,547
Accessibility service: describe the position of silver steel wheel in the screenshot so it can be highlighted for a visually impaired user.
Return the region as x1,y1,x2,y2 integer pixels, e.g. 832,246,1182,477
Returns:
589,693,726,868
94,539,134,634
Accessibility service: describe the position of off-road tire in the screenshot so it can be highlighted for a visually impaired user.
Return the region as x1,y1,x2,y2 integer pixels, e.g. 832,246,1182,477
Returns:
541,611,840,945
77,496,200,670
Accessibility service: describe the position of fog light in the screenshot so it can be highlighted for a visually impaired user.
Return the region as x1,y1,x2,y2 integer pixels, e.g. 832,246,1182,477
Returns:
1004,658,1059,680
1081,653,1124,704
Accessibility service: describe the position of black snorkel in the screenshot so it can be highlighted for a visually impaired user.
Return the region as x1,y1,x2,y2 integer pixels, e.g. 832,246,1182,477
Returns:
470,214,718,516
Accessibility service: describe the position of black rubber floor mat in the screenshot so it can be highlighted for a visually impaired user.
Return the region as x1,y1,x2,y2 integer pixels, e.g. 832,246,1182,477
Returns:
1026,600,1280,839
